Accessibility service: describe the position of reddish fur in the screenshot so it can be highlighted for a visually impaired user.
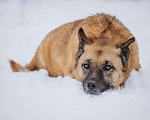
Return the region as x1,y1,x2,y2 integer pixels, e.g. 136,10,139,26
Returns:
10,13,141,86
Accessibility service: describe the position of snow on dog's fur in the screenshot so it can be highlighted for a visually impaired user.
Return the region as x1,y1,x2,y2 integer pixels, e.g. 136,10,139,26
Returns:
10,13,141,94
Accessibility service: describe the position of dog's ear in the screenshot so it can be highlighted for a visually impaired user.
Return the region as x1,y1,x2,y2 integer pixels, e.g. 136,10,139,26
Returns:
78,28,93,45
116,37,135,49
75,28,93,66
116,37,135,71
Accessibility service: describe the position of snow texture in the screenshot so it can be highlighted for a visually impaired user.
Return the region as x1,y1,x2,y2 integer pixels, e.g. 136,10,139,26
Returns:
0,0,150,120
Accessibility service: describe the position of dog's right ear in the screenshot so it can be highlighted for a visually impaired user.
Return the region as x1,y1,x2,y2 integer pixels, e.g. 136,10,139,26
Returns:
78,28,93,45
75,28,93,66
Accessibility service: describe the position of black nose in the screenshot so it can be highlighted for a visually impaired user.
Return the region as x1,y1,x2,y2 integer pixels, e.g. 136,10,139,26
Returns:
87,80,97,90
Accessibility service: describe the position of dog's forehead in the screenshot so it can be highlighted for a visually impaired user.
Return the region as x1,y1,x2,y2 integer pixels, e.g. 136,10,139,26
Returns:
81,45,122,66
84,45,121,57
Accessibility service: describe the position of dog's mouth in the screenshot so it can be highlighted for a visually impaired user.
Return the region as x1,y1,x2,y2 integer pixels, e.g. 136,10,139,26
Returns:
83,80,111,95
84,89,101,95
84,87,108,95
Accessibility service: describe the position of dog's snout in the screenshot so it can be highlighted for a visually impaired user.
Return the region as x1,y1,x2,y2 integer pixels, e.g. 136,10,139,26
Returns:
87,80,97,90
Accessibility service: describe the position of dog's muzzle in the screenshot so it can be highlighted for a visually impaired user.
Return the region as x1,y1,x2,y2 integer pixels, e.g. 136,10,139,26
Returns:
84,80,100,95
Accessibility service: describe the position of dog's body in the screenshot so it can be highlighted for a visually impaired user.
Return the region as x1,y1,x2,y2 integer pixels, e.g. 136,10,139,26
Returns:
10,14,141,94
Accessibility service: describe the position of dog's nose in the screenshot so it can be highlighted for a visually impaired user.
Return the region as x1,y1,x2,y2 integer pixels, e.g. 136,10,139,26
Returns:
87,80,97,90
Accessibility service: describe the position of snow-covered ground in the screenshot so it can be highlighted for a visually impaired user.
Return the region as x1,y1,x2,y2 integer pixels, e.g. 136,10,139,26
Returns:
0,0,150,120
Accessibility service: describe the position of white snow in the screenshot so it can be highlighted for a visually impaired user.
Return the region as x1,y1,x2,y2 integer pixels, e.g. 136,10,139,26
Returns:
0,0,150,120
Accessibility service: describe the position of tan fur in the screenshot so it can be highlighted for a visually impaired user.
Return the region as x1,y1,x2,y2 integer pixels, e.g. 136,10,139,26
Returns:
10,13,141,88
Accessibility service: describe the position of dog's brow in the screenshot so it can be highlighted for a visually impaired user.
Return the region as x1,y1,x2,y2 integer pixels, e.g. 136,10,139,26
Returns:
97,50,102,56
86,59,91,63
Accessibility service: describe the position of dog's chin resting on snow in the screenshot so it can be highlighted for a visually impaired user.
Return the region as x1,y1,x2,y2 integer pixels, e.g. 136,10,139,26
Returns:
10,13,141,95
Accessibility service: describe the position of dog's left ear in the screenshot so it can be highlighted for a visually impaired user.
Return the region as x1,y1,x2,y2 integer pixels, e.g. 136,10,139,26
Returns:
116,37,135,49
75,28,94,66
116,37,135,71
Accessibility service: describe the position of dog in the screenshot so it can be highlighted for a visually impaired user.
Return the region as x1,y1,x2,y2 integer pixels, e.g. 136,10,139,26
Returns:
10,13,141,95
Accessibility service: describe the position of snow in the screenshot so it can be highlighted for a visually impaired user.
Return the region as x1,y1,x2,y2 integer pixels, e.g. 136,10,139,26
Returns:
0,0,150,120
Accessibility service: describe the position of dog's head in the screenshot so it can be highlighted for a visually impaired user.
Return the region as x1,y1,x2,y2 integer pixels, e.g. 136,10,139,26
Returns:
75,28,135,95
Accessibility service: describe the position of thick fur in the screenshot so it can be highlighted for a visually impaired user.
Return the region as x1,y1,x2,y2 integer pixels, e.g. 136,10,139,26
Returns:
10,13,141,90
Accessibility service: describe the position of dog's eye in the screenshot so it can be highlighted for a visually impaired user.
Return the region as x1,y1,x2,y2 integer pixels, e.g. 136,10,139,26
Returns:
83,63,90,69
103,65,112,71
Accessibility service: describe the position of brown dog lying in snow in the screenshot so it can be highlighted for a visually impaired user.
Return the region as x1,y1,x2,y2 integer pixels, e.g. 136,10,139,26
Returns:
10,13,141,94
